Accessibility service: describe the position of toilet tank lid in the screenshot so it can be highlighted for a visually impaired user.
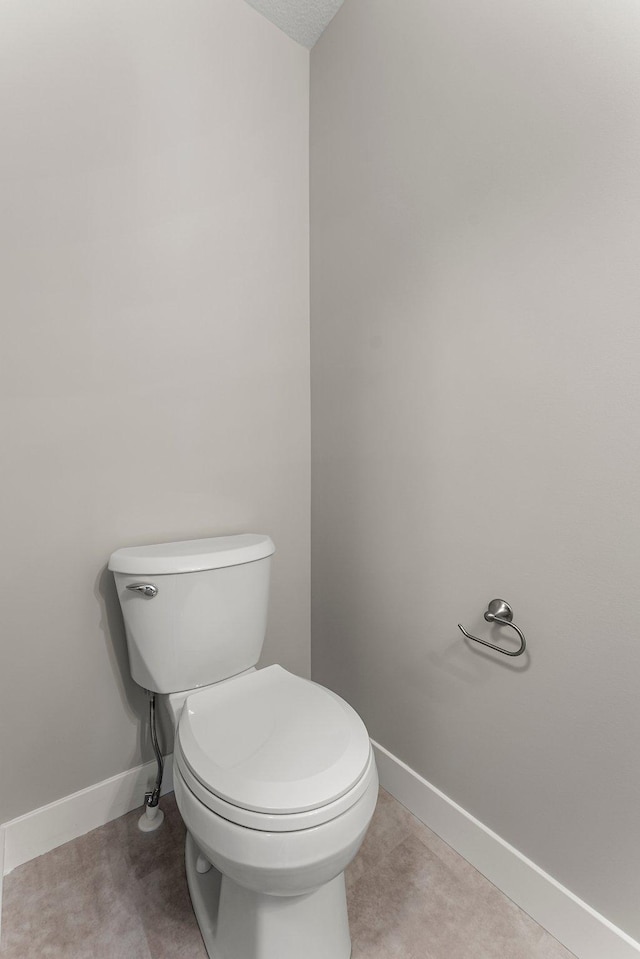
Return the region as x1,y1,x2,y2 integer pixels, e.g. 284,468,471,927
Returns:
108,534,275,575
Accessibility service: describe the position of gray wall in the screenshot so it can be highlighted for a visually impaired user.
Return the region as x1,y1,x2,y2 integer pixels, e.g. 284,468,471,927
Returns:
311,0,640,940
0,0,310,824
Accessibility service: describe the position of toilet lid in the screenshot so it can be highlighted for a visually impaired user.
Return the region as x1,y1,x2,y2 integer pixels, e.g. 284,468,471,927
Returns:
178,665,371,815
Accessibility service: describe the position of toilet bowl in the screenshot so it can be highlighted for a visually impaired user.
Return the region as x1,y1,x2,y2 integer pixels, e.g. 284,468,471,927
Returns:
109,534,378,959
170,665,378,958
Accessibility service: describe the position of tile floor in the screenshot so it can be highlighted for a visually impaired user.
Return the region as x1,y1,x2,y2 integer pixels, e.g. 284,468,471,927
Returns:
0,788,576,959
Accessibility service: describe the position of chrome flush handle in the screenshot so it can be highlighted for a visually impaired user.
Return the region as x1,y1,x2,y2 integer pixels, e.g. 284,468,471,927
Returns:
126,582,158,598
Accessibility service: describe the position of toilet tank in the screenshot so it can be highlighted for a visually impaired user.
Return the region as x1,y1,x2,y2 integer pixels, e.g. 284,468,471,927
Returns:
108,534,275,694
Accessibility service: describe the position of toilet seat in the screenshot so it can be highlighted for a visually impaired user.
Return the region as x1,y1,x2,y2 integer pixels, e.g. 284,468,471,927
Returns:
175,741,376,831
177,665,372,829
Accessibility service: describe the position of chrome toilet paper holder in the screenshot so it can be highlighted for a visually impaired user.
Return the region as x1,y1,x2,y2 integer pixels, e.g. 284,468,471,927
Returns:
458,599,526,657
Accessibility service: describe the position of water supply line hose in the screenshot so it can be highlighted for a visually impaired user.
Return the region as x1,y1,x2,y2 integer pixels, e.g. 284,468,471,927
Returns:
145,692,164,809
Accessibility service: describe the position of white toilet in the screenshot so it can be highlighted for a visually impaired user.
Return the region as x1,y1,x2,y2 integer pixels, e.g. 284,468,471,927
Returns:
108,533,378,959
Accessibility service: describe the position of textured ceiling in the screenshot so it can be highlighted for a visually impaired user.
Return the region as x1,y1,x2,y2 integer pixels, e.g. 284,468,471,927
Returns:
244,0,344,48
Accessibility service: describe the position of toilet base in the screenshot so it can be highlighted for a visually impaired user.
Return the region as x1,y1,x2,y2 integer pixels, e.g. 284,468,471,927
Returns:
185,832,352,959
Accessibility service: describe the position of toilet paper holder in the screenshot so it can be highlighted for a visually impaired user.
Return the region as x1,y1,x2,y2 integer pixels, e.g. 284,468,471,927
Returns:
458,599,526,657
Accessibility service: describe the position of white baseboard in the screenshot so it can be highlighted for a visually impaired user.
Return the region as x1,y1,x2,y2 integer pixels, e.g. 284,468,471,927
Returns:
2,754,173,878
372,740,640,959
0,822,4,943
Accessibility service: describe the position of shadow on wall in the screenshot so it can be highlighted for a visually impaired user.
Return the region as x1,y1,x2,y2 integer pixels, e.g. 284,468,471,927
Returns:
426,633,531,689
94,565,172,766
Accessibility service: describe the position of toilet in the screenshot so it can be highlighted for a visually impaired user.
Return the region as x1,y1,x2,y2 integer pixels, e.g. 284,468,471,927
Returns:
108,533,378,959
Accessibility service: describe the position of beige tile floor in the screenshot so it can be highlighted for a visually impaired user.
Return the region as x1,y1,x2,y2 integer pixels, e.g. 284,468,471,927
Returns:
1,789,576,959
